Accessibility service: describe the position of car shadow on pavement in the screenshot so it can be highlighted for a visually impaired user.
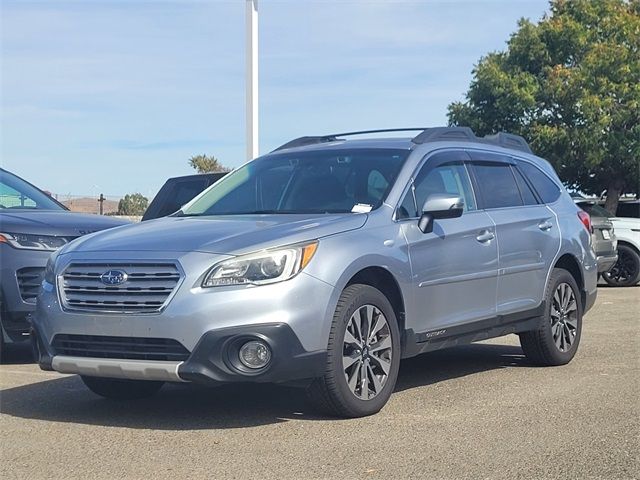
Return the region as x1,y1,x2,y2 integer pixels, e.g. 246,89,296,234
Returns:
1,342,36,364
394,343,527,393
0,343,527,430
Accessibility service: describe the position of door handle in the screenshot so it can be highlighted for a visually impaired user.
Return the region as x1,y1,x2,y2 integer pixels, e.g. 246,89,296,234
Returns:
476,230,495,243
538,220,553,231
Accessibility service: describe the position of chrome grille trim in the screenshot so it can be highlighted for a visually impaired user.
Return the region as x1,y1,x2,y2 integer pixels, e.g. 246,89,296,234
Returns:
58,262,183,314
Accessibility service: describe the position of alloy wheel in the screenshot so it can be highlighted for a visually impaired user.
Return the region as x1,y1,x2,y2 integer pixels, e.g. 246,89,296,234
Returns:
342,304,392,400
604,249,638,284
550,283,578,352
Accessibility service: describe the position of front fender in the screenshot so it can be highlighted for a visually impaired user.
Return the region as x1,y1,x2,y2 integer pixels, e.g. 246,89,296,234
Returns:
304,224,413,346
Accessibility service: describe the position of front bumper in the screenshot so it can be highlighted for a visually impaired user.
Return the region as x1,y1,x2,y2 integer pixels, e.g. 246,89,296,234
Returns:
33,251,335,384
32,322,326,385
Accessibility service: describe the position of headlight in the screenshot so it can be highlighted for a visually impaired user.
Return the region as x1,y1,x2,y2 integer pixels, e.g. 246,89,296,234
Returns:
0,232,71,251
202,241,318,288
44,249,62,284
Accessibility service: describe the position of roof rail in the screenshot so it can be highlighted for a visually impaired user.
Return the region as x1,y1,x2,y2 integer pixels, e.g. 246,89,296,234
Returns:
411,126,476,144
272,136,339,152
482,132,532,153
412,127,532,153
272,127,532,154
271,128,428,152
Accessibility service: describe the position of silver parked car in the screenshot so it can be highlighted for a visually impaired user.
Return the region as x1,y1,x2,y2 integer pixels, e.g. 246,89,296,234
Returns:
574,199,618,274
33,127,598,417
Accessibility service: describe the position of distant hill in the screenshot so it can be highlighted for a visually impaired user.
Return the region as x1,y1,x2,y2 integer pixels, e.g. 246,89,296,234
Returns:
61,197,119,215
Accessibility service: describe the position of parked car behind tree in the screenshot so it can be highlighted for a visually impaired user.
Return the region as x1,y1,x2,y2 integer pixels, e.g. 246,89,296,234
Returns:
574,200,618,275
577,199,640,287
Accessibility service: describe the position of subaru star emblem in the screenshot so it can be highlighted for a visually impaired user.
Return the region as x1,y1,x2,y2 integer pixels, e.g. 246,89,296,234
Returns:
100,269,128,286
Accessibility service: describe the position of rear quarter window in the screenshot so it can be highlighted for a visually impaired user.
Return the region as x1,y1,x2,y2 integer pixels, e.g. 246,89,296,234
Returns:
518,162,561,204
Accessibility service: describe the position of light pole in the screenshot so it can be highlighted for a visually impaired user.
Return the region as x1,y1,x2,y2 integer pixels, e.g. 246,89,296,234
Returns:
246,0,259,161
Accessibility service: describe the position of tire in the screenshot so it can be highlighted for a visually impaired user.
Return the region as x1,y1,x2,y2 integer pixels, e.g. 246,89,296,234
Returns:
81,376,164,400
603,244,640,287
519,268,583,366
306,284,401,418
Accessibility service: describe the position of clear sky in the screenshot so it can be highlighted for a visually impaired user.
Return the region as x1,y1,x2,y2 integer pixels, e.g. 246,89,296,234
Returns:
1,0,550,199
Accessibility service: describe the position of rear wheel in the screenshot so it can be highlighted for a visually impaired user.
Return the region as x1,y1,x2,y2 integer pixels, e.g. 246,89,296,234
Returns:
603,244,640,287
306,284,401,418
81,376,164,400
519,268,583,366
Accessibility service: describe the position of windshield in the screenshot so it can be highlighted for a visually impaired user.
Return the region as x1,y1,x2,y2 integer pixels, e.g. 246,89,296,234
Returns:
0,169,65,210
182,148,410,216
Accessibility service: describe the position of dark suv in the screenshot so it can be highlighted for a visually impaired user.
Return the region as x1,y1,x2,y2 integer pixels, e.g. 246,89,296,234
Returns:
142,173,226,221
0,168,128,361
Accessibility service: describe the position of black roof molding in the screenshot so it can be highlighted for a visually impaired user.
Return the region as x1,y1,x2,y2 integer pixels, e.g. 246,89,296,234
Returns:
272,127,532,154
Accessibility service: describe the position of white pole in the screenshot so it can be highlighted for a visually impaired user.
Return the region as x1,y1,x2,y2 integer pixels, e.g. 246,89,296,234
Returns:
246,0,259,160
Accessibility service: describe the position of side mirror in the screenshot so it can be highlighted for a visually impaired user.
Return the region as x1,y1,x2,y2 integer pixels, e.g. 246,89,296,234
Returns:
418,194,464,233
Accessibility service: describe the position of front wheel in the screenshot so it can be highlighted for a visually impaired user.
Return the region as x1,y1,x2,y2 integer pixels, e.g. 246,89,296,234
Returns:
81,376,164,400
306,284,401,418
603,244,640,287
519,268,583,366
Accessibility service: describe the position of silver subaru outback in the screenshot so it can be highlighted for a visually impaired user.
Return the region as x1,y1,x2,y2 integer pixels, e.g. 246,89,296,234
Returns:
33,127,597,418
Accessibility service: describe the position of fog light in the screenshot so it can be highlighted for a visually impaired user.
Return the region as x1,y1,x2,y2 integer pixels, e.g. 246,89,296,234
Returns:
238,340,272,369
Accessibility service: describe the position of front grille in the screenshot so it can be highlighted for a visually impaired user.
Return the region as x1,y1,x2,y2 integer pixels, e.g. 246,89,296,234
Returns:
60,262,181,313
17,267,45,303
52,334,190,361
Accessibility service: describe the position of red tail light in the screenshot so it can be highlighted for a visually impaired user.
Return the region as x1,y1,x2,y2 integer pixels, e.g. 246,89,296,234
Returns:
577,211,592,233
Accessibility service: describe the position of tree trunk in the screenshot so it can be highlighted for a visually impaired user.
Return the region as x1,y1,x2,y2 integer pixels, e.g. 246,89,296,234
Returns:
604,179,624,216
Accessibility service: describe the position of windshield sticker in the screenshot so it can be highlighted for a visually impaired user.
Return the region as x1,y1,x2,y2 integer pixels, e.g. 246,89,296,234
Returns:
351,203,373,213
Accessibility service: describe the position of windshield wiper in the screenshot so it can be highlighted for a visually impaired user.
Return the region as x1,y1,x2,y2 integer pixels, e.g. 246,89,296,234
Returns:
174,211,202,217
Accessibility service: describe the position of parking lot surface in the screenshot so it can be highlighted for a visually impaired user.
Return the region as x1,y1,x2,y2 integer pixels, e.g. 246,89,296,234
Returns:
1,286,638,480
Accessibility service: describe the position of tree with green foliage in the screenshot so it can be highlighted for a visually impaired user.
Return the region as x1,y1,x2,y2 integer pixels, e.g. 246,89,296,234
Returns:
188,154,229,174
448,0,639,213
117,193,149,216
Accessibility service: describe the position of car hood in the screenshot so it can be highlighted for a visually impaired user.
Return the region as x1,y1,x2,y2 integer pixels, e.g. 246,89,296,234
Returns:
62,214,369,255
0,210,129,237
611,217,640,229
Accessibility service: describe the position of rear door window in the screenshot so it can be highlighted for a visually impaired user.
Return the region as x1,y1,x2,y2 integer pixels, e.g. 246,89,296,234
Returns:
471,163,523,209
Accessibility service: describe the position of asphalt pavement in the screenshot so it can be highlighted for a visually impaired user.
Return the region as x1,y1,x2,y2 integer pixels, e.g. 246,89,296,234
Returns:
1,285,638,479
